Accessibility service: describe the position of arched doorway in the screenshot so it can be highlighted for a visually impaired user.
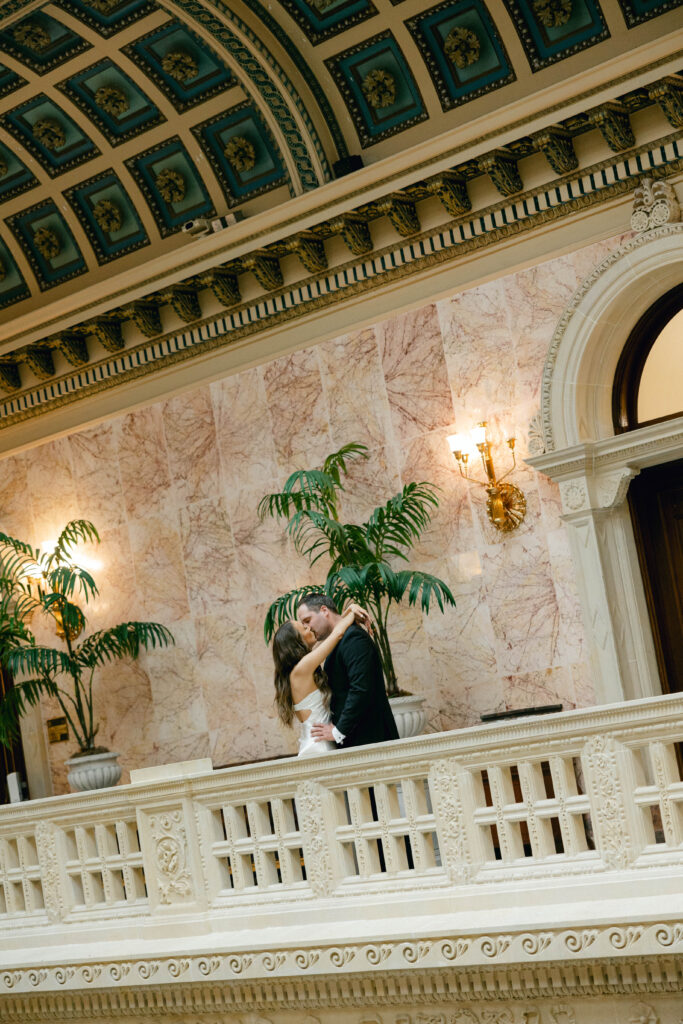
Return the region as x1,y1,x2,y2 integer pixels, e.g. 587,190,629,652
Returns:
612,285,683,694
527,222,683,705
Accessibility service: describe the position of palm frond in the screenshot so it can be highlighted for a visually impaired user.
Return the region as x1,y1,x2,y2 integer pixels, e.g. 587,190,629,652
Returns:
404,570,456,613
6,644,74,680
42,593,87,637
47,564,99,603
76,621,174,667
322,442,368,487
0,531,38,561
0,676,58,747
45,520,100,568
365,482,439,559
262,585,325,642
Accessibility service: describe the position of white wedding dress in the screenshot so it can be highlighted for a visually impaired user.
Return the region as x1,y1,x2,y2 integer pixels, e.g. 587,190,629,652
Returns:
293,690,337,758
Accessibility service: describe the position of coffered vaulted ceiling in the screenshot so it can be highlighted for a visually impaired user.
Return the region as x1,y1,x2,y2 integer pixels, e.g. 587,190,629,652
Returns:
0,0,680,432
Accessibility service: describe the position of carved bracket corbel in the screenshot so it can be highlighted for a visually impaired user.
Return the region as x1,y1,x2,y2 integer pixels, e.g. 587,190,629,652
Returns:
647,76,683,129
130,301,162,338
534,127,578,175
0,360,21,392
330,214,373,256
205,268,241,307
426,173,471,216
56,332,89,367
167,287,201,324
478,150,523,196
376,194,421,237
92,318,124,353
588,102,635,152
242,252,283,291
23,344,55,379
287,233,328,274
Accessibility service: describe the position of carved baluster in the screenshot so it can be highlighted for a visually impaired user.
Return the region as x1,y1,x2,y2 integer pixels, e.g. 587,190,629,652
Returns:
516,760,554,859
582,735,644,868
295,780,337,897
548,755,587,856
428,758,478,882
648,741,683,848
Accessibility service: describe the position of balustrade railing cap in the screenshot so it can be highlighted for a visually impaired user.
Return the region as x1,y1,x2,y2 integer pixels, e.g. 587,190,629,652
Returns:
130,758,214,784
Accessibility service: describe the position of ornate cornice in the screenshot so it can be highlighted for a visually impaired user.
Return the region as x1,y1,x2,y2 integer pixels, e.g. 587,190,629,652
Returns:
1,122,681,429
0,940,681,1018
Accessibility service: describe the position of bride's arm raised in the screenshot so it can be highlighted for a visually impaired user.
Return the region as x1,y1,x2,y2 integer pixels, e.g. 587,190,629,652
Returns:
290,605,364,680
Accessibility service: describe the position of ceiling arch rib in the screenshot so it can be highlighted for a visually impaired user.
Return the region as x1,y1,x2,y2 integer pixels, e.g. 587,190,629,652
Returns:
162,0,332,193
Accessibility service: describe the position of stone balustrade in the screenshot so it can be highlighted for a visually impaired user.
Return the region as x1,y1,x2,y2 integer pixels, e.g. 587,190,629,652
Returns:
1,694,683,1023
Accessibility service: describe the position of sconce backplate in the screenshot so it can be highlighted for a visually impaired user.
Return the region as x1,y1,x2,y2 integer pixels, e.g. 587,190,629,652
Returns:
487,482,527,532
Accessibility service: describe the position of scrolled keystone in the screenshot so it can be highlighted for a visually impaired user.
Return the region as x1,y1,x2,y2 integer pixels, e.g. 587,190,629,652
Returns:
242,251,283,291
376,194,420,237
587,102,634,152
478,150,523,196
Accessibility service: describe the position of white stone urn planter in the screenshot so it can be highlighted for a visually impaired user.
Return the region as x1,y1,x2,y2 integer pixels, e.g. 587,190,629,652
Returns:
390,694,427,739
66,751,122,792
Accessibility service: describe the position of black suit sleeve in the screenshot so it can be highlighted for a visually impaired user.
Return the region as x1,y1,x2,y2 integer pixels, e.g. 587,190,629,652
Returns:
334,628,383,740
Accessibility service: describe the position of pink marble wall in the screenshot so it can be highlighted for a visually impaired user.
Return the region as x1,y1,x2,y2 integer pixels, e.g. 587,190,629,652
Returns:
0,235,630,793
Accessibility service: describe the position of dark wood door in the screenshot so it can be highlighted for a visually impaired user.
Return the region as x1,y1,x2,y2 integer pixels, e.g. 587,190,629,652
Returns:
629,459,683,694
0,668,29,803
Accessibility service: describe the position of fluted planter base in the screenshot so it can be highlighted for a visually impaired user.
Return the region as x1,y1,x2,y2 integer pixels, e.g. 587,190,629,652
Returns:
66,751,122,792
390,694,427,738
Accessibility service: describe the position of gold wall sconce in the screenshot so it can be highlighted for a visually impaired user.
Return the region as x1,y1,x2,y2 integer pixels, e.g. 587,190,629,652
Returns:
447,422,527,532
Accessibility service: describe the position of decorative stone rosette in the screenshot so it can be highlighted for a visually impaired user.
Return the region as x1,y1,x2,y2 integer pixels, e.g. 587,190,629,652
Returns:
93,199,123,233
33,226,61,259
223,135,256,173
444,26,481,70
13,21,50,51
155,167,186,203
94,85,129,117
33,118,65,151
161,50,198,83
532,0,573,26
362,69,396,109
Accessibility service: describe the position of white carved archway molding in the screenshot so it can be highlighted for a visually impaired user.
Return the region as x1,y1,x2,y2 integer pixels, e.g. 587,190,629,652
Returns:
528,223,683,705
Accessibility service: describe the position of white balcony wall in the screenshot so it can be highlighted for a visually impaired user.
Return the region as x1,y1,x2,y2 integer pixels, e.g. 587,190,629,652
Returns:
1,695,682,1022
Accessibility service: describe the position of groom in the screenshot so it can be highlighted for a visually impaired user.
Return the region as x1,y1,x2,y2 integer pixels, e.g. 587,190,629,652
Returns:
297,594,399,748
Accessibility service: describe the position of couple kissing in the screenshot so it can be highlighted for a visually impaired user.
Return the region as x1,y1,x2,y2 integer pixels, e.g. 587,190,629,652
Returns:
272,594,399,757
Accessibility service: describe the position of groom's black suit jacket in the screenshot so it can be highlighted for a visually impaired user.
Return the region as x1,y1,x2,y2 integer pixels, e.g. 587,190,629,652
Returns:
325,624,399,747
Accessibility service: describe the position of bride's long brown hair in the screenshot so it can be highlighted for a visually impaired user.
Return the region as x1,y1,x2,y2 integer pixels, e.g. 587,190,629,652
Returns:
272,621,331,727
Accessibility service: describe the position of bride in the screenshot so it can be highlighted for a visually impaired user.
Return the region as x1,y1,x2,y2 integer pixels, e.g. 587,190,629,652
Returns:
272,603,366,757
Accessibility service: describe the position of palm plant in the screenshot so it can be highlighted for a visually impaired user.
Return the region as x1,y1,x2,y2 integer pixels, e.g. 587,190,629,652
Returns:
0,519,174,754
258,443,455,696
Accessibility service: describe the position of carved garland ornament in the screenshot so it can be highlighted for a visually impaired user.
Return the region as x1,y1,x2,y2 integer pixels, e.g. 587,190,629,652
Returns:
362,69,396,109
443,26,481,69
224,135,256,172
